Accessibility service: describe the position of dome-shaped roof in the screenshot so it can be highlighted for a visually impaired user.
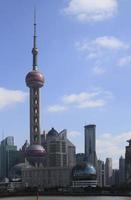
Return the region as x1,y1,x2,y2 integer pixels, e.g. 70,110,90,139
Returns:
13,163,32,171
72,163,96,181
10,162,32,179
26,70,44,88
48,128,58,136
26,144,46,157
85,164,96,174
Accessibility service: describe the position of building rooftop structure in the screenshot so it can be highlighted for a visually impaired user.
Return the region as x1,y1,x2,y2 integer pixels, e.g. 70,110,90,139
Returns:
72,162,96,181
10,162,32,180
47,128,58,137
72,162,97,188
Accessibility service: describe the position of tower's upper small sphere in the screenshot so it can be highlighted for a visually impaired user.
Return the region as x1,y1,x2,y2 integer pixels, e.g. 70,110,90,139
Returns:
26,70,44,88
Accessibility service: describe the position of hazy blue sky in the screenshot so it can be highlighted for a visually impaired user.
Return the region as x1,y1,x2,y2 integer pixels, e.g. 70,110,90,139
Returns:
0,0,131,168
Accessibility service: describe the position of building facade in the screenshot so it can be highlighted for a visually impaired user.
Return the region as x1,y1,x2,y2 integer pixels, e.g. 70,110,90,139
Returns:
97,160,105,187
67,139,76,167
76,153,85,165
22,166,71,189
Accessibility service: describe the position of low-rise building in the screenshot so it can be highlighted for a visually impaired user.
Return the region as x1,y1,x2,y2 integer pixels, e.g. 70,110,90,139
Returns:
22,166,72,189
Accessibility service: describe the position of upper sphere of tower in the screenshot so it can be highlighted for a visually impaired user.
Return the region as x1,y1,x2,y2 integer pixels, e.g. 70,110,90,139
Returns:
26,70,44,88
32,47,38,55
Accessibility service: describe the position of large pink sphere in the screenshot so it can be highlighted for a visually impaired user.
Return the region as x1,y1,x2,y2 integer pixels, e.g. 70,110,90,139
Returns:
26,144,46,157
25,144,46,165
26,70,44,88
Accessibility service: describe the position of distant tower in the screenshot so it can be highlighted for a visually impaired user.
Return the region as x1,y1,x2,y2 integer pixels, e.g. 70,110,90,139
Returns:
84,124,97,167
119,156,125,184
105,158,112,186
125,139,131,183
25,14,46,165
97,160,105,187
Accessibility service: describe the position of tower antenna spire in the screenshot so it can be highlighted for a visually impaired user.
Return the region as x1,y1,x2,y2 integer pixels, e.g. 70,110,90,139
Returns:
32,7,38,70
34,7,36,38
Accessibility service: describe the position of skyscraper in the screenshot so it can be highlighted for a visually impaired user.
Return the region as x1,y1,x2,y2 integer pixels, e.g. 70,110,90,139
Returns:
0,137,19,178
119,156,125,185
105,158,112,186
25,15,46,165
97,160,105,187
125,139,131,183
46,128,68,167
67,138,76,167
46,128,76,168
84,124,97,167
112,169,119,186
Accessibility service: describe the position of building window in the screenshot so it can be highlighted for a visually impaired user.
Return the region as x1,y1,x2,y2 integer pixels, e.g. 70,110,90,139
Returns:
34,99,38,105
34,90,38,96
62,142,66,153
34,118,38,123
34,109,38,114
35,127,38,132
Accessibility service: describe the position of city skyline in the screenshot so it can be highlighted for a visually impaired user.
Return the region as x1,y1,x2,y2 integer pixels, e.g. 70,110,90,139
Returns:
0,0,131,168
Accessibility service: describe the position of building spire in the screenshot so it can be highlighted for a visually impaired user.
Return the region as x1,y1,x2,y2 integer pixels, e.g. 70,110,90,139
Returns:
32,8,38,70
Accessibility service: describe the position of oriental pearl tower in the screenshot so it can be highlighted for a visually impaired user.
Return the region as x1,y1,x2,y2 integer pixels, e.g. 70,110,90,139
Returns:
25,15,46,165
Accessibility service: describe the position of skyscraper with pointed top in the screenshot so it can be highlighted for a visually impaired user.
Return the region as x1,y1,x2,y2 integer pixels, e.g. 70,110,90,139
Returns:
25,14,46,164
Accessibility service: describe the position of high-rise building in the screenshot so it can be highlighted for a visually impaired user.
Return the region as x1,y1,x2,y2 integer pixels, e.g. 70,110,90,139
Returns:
105,158,112,186
25,16,46,165
0,137,23,178
67,139,76,167
41,131,46,148
112,169,119,186
119,156,125,185
84,124,97,167
125,139,131,183
46,128,76,168
46,128,67,167
97,160,105,187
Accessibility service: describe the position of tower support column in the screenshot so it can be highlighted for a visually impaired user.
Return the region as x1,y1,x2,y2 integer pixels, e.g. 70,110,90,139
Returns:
30,88,40,145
